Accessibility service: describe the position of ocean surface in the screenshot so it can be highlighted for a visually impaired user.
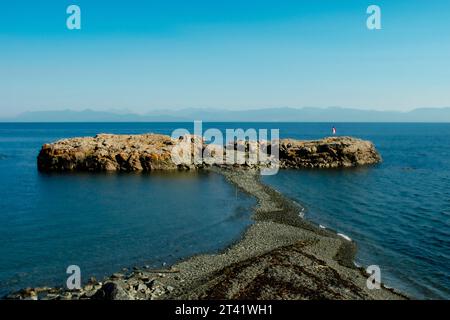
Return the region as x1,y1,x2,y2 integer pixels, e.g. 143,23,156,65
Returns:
0,122,449,299
0,123,257,296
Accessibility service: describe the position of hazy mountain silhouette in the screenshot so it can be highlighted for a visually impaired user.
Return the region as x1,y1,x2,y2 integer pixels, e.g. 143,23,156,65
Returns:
2,107,450,122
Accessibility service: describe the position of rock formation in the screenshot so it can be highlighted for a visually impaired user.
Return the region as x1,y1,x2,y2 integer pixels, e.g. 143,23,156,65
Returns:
279,137,381,168
37,134,381,172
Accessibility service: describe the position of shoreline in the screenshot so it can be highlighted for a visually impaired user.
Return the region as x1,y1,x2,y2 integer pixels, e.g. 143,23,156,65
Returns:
4,167,408,300
162,167,407,299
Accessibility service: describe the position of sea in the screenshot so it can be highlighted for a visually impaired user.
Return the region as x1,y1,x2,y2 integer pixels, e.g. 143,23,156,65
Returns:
0,122,448,299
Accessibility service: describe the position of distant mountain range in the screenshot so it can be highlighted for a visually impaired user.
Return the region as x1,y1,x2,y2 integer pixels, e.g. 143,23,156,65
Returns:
2,107,450,122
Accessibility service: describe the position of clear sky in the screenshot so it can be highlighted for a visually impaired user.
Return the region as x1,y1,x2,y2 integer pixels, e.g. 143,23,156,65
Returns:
1,0,450,116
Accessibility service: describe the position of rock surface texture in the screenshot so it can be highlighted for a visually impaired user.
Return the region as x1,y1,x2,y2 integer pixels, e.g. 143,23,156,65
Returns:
37,134,381,171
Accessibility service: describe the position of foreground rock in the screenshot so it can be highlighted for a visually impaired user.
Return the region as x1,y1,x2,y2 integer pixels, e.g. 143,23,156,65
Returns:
37,134,381,171
4,269,176,300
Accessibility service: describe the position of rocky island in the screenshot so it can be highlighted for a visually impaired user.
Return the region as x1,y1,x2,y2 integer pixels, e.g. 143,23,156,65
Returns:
5,134,406,300
37,134,381,171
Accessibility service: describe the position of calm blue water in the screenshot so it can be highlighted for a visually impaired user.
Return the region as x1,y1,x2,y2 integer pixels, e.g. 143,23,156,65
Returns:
0,123,256,296
0,123,449,299
262,123,450,300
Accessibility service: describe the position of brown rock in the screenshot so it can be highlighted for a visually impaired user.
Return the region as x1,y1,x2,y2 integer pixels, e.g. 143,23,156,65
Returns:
37,134,381,172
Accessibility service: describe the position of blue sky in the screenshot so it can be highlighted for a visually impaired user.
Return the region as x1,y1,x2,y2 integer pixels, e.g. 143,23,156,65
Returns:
1,0,450,116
